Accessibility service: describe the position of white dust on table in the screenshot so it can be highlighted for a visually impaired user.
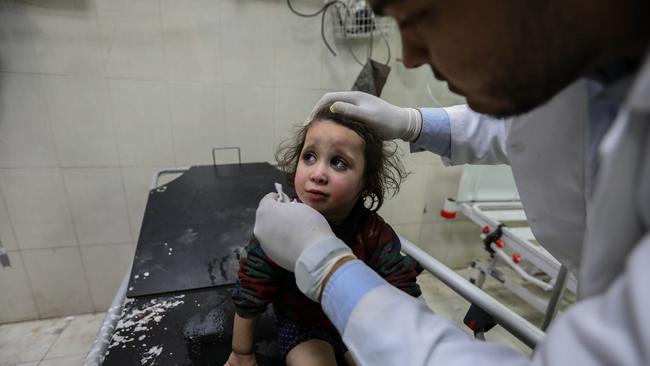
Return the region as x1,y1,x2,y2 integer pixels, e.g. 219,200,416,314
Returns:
141,345,163,365
107,294,185,364
178,228,198,246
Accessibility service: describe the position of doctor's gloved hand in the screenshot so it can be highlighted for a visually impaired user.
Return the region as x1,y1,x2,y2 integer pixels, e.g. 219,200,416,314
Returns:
253,193,356,302
307,91,423,142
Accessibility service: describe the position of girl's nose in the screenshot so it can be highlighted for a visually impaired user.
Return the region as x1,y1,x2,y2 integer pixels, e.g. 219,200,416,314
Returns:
310,164,328,184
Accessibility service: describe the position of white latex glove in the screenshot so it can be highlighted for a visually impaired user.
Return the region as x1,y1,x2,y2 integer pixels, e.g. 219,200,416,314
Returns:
307,91,423,142
253,193,355,301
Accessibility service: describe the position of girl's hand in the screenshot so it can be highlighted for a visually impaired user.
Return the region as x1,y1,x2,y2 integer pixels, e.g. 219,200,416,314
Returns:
224,351,257,366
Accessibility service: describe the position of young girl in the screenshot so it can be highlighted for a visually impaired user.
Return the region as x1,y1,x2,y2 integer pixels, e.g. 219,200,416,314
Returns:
227,105,422,366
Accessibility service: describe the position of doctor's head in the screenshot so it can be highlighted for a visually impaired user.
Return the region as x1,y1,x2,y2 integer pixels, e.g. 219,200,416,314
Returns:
369,0,649,117
276,104,407,222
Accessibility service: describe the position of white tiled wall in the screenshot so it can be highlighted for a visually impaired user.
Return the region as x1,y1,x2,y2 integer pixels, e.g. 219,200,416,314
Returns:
0,0,474,324
21,247,94,318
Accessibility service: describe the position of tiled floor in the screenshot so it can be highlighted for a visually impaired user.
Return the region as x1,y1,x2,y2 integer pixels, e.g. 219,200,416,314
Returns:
418,270,534,356
0,313,105,366
416,266,575,356
0,268,572,365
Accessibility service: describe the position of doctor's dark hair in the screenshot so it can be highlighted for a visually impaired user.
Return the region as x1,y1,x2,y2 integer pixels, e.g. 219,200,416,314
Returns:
275,103,408,212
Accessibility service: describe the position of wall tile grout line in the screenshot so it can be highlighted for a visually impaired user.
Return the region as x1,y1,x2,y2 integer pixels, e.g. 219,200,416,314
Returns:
36,320,71,365
59,169,96,314
0,176,39,323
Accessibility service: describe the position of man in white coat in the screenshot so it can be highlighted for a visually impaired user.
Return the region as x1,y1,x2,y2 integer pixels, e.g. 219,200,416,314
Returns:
254,0,650,364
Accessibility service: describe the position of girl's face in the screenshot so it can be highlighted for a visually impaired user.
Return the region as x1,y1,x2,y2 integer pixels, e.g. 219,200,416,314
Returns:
294,120,366,222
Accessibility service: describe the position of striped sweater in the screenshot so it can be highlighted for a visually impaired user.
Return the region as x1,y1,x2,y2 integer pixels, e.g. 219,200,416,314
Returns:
232,201,422,330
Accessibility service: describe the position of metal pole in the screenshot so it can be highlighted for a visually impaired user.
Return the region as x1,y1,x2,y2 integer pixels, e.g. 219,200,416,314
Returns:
212,147,242,166
399,236,545,349
84,267,131,365
541,265,568,331
150,167,190,191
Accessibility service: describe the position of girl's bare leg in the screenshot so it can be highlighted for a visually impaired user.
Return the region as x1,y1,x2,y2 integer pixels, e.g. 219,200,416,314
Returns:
285,339,337,366
343,351,357,366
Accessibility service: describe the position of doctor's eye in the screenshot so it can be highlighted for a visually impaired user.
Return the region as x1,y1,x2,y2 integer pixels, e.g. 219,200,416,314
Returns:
397,9,431,30
331,157,348,171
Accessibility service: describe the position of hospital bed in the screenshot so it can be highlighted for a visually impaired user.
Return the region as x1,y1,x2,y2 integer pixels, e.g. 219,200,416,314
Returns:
86,156,567,365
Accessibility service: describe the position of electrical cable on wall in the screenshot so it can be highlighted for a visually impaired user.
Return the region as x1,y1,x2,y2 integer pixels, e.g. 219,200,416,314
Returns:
287,0,343,57
286,0,391,66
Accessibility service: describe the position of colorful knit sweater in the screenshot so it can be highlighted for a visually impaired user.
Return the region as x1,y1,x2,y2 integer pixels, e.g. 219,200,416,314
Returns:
232,201,422,329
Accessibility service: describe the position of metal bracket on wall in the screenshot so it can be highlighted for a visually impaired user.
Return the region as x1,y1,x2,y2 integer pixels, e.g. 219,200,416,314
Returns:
212,147,242,167
0,241,10,268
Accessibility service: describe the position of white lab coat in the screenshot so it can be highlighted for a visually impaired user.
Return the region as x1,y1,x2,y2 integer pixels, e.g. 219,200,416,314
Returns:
442,79,590,275
334,56,650,365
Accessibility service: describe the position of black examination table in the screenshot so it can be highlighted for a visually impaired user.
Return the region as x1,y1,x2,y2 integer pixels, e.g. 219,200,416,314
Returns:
87,163,290,365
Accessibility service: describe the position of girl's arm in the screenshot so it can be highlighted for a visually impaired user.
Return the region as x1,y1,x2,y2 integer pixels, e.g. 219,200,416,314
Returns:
225,314,258,366
365,219,422,297
229,237,285,365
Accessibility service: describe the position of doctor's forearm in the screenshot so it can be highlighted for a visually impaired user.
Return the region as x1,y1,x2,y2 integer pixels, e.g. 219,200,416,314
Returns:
413,104,511,165
410,108,452,158
321,261,530,365
319,255,356,302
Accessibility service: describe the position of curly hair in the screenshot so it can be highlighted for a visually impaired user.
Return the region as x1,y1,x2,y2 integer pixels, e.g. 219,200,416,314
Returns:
275,104,408,212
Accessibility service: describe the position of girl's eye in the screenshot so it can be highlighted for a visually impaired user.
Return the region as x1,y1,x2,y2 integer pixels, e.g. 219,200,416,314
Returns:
302,152,316,163
331,158,347,171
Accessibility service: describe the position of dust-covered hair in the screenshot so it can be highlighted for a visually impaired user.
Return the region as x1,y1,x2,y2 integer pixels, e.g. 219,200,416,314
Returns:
275,103,408,211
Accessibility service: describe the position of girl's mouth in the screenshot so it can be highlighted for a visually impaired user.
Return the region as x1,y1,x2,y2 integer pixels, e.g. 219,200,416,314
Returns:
305,189,328,200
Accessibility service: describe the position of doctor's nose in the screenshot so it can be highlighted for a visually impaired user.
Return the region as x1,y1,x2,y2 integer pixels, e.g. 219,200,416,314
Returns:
400,32,428,68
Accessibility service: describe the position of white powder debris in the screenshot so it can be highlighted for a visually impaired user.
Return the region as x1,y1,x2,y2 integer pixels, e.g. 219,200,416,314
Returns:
141,345,163,365
108,295,185,351
143,272,150,277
